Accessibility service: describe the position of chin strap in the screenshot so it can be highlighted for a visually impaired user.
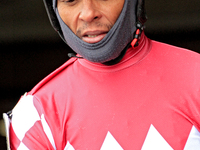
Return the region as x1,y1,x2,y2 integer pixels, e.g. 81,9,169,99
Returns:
68,53,83,59
131,22,144,48
131,0,147,47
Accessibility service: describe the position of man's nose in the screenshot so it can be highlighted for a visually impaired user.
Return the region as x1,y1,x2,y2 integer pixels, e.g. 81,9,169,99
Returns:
79,0,101,23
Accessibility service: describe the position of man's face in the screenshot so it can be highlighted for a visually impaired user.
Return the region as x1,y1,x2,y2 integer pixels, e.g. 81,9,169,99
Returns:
57,0,125,44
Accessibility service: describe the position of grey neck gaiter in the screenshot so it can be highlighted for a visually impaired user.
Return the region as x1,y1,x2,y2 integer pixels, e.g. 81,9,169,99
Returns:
53,0,137,63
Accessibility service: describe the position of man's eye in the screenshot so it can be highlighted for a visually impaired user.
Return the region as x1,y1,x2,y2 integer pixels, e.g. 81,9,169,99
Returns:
59,0,77,6
66,0,75,2
62,0,75,3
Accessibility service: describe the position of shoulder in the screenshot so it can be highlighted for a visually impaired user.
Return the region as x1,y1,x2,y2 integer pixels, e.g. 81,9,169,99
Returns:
149,39,200,66
147,39,200,85
29,57,77,95
151,40,200,58
21,57,79,121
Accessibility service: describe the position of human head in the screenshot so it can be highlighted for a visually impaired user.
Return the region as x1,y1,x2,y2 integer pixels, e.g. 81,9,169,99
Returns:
56,0,125,44
43,0,147,63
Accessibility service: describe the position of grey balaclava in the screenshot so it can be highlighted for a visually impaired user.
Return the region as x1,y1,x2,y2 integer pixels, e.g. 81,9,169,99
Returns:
53,0,137,63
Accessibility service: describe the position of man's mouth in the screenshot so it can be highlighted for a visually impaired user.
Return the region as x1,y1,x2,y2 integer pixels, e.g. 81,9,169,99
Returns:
87,35,98,38
81,31,108,44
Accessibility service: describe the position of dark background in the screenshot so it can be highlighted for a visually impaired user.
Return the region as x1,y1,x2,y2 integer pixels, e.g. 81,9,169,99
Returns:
0,0,200,149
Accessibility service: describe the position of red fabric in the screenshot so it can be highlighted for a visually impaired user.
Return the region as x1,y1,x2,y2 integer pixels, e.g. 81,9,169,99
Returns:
22,121,54,150
10,123,21,150
10,34,200,149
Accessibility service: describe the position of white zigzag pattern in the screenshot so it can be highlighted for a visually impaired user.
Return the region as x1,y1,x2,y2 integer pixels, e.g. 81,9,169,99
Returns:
100,131,124,150
98,125,200,150
141,124,173,150
12,95,40,141
184,125,200,150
